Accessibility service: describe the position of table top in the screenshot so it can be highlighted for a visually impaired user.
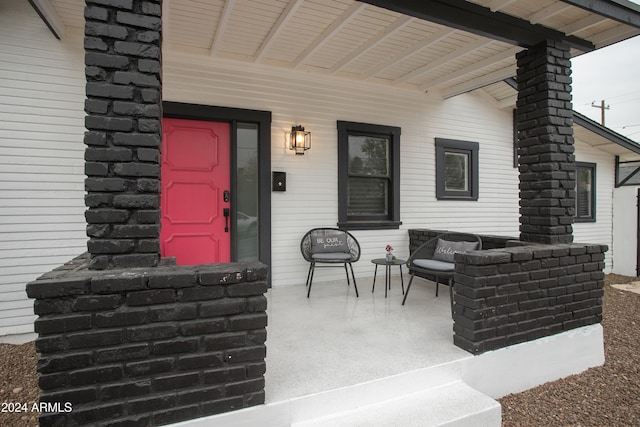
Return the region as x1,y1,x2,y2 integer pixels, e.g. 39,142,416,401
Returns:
371,257,406,266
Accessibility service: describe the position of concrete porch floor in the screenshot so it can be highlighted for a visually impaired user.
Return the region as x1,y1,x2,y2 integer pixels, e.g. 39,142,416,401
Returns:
174,272,605,426
265,273,470,403
176,273,503,426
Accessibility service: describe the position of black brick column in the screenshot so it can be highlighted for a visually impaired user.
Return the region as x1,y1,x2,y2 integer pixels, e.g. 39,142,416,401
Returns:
516,40,575,244
84,0,162,269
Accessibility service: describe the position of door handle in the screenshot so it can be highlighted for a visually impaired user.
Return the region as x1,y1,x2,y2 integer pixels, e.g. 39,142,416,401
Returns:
223,208,230,232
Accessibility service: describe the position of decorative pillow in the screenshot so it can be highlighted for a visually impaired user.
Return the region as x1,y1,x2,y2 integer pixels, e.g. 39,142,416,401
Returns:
432,238,479,263
310,230,350,254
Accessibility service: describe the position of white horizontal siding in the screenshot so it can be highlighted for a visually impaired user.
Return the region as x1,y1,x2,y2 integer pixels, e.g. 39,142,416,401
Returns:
165,50,520,286
0,1,86,335
573,139,616,273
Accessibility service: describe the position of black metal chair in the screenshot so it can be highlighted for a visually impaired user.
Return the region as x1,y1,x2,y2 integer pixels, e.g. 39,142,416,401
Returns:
300,228,360,298
402,233,482,312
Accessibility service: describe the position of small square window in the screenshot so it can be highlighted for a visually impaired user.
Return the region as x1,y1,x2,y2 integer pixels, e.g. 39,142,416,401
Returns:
575,162,596,222
435,138,479,200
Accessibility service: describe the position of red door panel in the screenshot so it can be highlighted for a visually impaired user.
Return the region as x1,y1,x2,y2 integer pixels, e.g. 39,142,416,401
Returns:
161,118,231,265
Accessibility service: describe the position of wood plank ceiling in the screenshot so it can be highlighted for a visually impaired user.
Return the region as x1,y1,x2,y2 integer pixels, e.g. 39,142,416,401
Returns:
50,0,640,100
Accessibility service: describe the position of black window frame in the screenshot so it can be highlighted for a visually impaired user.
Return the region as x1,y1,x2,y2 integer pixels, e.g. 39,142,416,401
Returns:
575,161,596,223
337,121,401,230
435,138,479,201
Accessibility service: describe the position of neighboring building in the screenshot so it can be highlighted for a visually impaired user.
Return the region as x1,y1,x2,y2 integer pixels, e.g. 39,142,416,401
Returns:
614,164,640,276
1,0,640,337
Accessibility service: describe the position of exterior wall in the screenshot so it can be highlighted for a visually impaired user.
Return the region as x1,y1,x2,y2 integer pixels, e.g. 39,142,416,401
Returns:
613,185,638,276
0,1,629,337
27,255,268,426
163,50,520,287
573,138,616,274
0,1,86,335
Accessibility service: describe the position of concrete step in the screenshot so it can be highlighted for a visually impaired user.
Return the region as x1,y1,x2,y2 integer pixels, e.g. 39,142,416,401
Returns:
171,361,500,427
292,381,501,427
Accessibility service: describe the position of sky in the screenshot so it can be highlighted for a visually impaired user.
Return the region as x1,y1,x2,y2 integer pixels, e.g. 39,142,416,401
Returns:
571,18,640,141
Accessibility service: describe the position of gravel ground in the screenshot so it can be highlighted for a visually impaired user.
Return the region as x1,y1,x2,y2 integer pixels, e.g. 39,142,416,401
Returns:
0,274,637,427
0,342,39,427
500,273,640,427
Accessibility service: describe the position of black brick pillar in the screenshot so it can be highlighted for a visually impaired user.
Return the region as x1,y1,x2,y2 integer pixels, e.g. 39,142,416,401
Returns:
516,40,575,244
84,0,162,269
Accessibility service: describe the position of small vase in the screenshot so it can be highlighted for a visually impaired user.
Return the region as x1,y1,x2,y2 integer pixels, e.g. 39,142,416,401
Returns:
385,253,393,262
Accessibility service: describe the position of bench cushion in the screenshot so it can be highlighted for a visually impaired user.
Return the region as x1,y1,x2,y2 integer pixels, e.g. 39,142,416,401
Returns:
312,252,353,261
412,259,455,272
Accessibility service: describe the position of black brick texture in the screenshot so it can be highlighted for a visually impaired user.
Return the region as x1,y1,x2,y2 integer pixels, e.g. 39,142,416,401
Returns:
84,0,162,269
516,41,575,244
27,256,268,426
409,229,607,355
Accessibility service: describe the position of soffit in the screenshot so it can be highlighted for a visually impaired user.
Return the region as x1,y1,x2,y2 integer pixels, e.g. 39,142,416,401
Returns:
48,0,640,99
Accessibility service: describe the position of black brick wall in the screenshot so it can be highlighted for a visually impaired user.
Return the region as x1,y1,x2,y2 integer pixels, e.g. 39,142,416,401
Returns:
453,243,607,354
84,0,162,269
408,229,607,355
516,40,575,244
27,254,268,426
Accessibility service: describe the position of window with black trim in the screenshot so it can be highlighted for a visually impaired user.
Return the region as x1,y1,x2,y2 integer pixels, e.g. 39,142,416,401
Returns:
337,121,401,230
435,138,479,200
575,162,596,222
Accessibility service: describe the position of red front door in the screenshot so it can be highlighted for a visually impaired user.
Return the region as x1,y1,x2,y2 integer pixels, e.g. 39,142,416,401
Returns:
161,118,231,265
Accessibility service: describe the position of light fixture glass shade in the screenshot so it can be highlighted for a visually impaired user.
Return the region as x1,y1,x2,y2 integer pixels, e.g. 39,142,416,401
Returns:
289,125,311,155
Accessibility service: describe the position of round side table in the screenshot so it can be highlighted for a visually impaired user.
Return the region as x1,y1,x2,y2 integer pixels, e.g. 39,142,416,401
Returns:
371,258,406,298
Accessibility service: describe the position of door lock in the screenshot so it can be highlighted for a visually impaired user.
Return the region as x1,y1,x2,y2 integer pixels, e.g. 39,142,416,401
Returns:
223,190,230,203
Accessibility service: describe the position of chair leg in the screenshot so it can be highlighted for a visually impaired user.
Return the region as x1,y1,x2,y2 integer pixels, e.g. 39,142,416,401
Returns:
435,275,439,297
402,273,416,305
306,263,316,298
348,262,359,297
344,264,351,288
305,263,313,287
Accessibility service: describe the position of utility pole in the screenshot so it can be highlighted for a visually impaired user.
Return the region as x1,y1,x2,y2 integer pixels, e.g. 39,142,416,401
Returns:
591,100,610,126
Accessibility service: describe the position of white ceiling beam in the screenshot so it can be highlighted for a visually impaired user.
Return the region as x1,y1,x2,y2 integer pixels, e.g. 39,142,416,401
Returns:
28,0,65,39
210,0,236,55
255,0,304,63
394,38,492,85
292,2,366,69
421,46,521,91
497,95,517,110
329,15,413,75
527,3,572,25
561,14,606,35
442,65,516,99
362,27,455,80
488,0,518,12
591,25,640,48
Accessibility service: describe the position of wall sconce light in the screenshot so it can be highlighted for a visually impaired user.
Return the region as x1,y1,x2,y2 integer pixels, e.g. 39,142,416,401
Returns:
289,125,311,155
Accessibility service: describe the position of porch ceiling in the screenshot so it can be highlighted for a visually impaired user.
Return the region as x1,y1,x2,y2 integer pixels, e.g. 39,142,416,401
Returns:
48,0,640,99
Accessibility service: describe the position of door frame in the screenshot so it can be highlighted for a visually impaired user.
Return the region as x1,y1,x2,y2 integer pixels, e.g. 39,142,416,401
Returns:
163,102,272,281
